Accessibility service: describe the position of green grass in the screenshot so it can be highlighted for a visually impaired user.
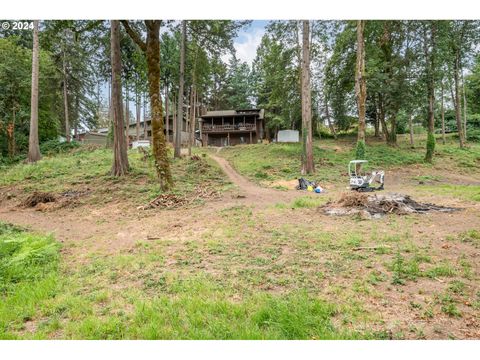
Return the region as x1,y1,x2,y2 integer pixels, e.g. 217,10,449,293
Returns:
290,196,329,209
0,221,369,339
420,184,480,202
219,138,480,185
0,146,230,205
459,229,480,247
0,222,60,339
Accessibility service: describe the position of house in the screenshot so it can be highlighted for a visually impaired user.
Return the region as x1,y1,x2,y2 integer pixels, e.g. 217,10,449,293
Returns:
199,109,265,147
126,115,189,145
77,131,108,146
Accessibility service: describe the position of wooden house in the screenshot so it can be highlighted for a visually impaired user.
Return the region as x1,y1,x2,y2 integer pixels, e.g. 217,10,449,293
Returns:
199,109,265,147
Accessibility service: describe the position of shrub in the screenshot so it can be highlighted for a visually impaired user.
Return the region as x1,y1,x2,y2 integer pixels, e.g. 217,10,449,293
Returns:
40,139,80,155
355,140,366,160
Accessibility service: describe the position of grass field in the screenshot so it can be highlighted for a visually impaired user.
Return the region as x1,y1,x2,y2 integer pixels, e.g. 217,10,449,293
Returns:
0,136,479,339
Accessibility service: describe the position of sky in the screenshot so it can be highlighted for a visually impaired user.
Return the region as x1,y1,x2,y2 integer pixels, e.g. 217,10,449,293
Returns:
228,20,268,66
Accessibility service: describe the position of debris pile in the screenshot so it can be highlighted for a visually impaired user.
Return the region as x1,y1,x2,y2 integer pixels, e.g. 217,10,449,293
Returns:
139,186,220,210
142,193,189,209
19,189,91,211
20,191,56,207
322,192,459,218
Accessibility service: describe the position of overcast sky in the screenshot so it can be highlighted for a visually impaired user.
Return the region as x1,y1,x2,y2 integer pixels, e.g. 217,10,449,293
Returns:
228,20,267,66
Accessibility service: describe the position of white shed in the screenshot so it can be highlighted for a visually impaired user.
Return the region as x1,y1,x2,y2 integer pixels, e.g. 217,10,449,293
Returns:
132,140,151,149
277,130,299,143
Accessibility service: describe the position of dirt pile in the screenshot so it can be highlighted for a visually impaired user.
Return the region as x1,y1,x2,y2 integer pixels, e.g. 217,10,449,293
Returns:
322,192,459,218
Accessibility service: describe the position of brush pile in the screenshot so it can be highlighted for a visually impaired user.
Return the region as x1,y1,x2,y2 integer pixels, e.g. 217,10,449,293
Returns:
322,192,459,218
19,189,90,211
20,192,56,207
139,186,220,210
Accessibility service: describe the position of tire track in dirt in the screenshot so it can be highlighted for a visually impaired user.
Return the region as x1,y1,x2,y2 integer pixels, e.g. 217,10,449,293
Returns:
209,154,302,206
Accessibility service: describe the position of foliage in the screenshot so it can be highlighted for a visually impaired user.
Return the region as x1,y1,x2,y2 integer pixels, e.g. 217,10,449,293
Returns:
355,140,366,159
0,37,60,157
39,139,81,155
0,222,60,338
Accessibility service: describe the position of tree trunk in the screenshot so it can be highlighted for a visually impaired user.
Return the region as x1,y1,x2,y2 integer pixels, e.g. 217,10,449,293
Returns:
125,84,130,150
424,22,436,163
461,70,468,141
62,46,70,143
143,92,147,139
301,20,314,174
110,20,129,176
324,96,337,139
108,77,112,131
172,94,177,149
28,20,41,163
165,84,169,143
441,81,446,145
408,114,414,148
188,86,196,155
378,94,389,141
145,22,172,189
373,96,380,138
355,20,367,143
175,21,186,158
453,51,465,148
388,115,397,146
136,89,141,141
7,107,16,158
121,20,172,187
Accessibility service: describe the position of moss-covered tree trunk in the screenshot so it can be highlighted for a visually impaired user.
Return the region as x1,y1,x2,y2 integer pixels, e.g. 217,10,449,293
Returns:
146,21,172,190
121,20,173,190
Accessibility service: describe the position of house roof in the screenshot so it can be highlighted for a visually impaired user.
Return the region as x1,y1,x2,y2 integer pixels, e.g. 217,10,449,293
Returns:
201,109,264,120
85,132,107,137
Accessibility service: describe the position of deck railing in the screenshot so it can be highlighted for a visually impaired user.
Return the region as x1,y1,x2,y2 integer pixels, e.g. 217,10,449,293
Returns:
202,123,256,132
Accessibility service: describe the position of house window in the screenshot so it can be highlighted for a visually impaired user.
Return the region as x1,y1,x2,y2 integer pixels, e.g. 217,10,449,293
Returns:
147,131,152,137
